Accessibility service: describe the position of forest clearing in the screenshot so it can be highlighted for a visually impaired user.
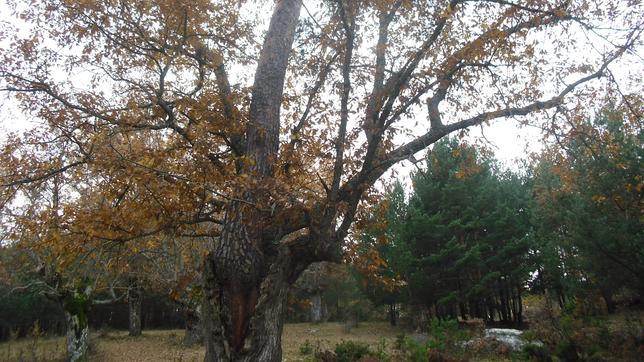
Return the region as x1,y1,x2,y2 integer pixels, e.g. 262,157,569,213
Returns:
2,323,403,362
4,323,400,362
2,297,643,361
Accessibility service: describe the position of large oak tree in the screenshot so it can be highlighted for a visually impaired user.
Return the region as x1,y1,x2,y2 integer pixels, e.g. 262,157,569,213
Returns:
0,0,640,360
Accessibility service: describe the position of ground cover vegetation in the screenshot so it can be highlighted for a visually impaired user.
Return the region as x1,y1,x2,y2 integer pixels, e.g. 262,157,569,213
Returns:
0,0,642,361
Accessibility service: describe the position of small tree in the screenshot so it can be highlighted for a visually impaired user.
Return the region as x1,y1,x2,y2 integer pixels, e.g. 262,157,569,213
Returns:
352,181,408,326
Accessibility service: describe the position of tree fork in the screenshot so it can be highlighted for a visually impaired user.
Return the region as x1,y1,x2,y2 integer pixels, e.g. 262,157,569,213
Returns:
203,0,303,359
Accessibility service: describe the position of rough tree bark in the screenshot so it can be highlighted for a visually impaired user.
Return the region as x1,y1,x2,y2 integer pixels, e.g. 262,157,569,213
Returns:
62,291,90,362
203,247,293,361
128,282,143,336
183,306,203,346
202,1,304,360
65,311,89,362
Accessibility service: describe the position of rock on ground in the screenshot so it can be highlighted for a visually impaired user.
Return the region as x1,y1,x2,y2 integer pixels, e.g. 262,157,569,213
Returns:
463,328,543,352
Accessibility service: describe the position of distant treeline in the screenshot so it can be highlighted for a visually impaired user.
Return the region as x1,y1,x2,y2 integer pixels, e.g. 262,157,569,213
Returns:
0,289,183,341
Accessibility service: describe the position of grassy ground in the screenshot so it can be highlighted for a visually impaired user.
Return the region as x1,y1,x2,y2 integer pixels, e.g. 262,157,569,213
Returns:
3,308,641,361
0,322,404,361
0,335,67,362
282,322,403,361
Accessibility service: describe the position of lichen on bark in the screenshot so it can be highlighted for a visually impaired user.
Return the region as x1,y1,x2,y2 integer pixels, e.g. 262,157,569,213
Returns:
63,291,91,362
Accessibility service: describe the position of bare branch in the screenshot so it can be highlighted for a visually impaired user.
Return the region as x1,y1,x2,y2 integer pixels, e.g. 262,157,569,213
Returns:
1,159,86,188
330,0,355,201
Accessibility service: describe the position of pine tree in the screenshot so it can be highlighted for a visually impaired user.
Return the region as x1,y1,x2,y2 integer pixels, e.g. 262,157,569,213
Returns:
400,138,532,322
533,106,643,311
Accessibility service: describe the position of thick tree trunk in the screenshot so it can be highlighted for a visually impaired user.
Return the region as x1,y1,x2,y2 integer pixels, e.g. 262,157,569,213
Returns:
65,311,89,362
63,294,90,362
247,0,302,177
200,0,304,360
128,284,143,336
203,251,290,361
183,306,203,346
310,292,323,323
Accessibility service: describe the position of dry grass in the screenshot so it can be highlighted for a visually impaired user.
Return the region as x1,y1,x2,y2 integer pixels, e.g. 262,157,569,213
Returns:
0,322,404,361
91,330,204,362
282,322,404,361
0,335,66,361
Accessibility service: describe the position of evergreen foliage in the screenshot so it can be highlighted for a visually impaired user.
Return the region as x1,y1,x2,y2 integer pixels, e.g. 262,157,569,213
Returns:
351,181,408,325
532,107,643,309
355,138,533,323
401,138,532,322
